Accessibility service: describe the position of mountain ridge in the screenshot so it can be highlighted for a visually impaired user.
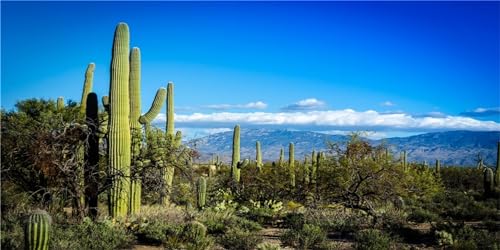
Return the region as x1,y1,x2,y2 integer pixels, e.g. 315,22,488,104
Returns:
187,129,500,166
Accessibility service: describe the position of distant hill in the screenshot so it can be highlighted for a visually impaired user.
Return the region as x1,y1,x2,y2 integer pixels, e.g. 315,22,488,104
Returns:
187,129,500,166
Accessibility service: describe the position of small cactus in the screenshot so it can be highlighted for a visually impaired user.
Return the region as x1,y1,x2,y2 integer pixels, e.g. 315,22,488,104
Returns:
197,177,207,209
256,141,263,170
24,210,51,250
484,167,494,197
289,143,295,187
56,97,64,111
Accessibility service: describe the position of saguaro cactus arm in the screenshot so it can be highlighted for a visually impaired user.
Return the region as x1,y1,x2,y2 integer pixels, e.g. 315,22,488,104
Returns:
139,87,167,124
80,63,95,115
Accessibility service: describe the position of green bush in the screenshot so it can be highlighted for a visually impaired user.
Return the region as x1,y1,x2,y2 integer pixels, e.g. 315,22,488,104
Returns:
50,218,134,250
182,221,213,250
408,207,439,223
256,242,282,250
433,222,500,250
281,223,327,249
133,220,183,244
354,229,393,250
198,210,261,234
218,227,263,250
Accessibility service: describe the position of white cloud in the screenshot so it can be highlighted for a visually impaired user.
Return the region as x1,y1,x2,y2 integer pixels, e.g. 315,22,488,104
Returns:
460,107,500,117
282,98,326,111
152,109,500,132
381,101,395,107
204,101,267,110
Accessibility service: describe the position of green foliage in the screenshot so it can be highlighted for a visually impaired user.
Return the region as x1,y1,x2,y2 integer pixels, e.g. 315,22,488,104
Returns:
198,210,262,234
256,242,282,250
280,223,327,250
408,207,440,223
50,218,134,250
354,229,393,250
432,222,500,250
182,221,212,250
218,227,263,250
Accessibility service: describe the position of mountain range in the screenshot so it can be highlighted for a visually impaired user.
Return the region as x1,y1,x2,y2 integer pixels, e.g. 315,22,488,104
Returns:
187,129,500,166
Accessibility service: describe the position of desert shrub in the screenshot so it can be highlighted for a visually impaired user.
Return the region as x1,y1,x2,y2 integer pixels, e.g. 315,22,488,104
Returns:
354,229,393,250
256,242,282,250
433,222,500,250
408,207,439,223
127,205,185,244
282,212,305,229
198,210,261,235
182,221,213,250
50,218,134,250
303,208,368,234
281,223,327,249
429,191,500,221
440,167,483,192
239,199,283,225
218,227,263,250
0,214,24,250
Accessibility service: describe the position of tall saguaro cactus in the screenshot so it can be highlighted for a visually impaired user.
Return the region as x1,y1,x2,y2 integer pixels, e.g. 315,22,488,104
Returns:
289,143,295,187
256,141,263,170
108,22,131,218
162,81,176,204
80,63,96,115
129,47,142,214
231,125,241,182
24,210,51,250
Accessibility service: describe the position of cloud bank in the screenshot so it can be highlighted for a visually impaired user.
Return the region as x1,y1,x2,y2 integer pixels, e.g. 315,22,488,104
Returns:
153,109,500,132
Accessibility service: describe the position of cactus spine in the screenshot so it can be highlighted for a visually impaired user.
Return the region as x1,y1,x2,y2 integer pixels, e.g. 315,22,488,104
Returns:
256,141,263,170
289,143,295,187
197,177,207,209
24,210,51,250
85,93,99,218
108,22,131,217
231,125,241,182
80,63,95,115
56,97,64,111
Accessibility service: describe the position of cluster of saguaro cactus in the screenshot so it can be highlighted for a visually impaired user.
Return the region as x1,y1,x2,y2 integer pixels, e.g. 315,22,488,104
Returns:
75,23,171,217
197,177,207,209
24,210,51,250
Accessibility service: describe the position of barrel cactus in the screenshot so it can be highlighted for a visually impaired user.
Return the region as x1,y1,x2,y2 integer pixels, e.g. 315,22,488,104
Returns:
24,210,51,250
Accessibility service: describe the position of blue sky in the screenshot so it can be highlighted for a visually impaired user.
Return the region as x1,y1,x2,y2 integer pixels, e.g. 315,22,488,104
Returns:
2,1,499,139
